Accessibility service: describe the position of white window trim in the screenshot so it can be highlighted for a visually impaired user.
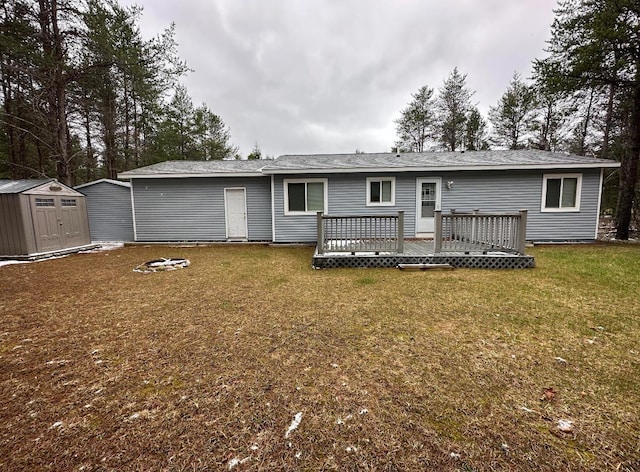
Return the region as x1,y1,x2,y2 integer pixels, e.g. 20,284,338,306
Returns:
541,173,582,212
366,177,396,206
283,178,328,215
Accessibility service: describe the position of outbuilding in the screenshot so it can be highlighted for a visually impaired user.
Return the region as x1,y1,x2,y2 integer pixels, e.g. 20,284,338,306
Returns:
0,179,92,258
75,179,134,242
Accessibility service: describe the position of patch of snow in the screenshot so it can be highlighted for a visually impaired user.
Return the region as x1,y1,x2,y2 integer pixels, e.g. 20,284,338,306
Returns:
79,243,124,253
346,446,357,452
285,412,303,438
0,260,31,268
228,457,250,468
250,445,258,451
49,421,63,429
557,419,574,432
450,452,461,459
359,409,368,415
294,451,302,459
520,406,535,413
330,363,339,368
46,359,70,366
554,357,567,365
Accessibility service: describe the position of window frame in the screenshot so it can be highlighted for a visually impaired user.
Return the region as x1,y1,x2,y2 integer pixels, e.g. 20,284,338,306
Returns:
541,173,582,212
283,178,328,215
366,177,396,206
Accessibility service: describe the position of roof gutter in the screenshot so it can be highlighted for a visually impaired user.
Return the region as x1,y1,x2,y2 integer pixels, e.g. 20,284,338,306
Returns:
260,162,621,174
118,172,266,180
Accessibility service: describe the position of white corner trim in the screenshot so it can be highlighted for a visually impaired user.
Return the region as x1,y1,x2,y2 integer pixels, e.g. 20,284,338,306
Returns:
595,168,604,239
130,180,138,241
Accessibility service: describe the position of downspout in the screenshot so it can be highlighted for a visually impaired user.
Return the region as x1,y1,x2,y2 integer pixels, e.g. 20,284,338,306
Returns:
271,174,275,243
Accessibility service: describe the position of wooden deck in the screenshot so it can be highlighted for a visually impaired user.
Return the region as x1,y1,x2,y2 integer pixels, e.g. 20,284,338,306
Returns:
312,239,535,269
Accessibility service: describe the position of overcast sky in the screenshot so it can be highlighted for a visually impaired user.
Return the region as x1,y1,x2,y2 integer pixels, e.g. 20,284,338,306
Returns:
121,0,559,158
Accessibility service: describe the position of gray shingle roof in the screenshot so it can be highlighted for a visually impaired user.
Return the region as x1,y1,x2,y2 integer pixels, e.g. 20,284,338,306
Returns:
117,151,619,179
262,150,618,173
118,160,267,177
0,179,53,194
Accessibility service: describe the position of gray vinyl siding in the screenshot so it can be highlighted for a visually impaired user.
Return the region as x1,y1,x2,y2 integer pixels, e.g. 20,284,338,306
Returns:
438,169,601,241
273,169,603,243
273,173,417,243
79,182,134,241
132,177,272,241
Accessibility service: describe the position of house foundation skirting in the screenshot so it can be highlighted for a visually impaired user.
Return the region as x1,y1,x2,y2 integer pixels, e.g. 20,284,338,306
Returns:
312,253,535,269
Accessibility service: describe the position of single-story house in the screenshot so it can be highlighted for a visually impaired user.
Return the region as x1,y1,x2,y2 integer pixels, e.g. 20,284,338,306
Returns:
75,179,134,242
117,150,620,244
0,179,92,258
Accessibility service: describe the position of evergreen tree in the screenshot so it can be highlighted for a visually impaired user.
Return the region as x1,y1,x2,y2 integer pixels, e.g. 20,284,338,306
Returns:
488,73,537,150
436,68,474,151
394,85,436,152
464,107,489,151
534,0,640,239
247,142,262,160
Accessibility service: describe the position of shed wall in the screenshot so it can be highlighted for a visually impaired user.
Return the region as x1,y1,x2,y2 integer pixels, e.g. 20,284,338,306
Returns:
0,194,29,255
79,182,134,241
131,177,272,241
272,169,603,242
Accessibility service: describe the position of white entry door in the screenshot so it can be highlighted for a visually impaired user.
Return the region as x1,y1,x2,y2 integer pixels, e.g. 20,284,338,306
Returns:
224,188,248,240
415,178,441,234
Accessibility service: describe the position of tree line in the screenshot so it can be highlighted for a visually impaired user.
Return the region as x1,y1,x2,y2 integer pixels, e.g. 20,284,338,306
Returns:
395,0,639,239
0,0,241,187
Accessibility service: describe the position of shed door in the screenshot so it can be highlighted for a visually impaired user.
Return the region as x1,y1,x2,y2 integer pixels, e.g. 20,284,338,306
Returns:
59,198,84,247
31,197,62,252
224,188,248,240
416,178,441,234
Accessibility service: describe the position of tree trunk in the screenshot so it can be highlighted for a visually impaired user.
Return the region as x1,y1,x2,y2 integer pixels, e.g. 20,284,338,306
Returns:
615,82,640,239
38,0,72,185
602,83,616,159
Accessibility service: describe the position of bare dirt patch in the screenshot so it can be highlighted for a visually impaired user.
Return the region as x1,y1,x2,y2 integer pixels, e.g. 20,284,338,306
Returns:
1,244,639,470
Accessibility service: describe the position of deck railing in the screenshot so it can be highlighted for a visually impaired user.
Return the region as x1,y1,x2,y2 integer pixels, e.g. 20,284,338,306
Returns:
316,211,404,254
434,209,528,255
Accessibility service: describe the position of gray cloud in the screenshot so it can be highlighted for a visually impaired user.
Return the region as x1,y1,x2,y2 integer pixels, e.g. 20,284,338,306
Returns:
124,0,558,157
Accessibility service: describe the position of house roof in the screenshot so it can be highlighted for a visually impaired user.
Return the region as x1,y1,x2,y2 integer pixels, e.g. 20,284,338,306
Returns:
116,151,620,179
0,179,54,194
118,160,267,179
261,150,620,174
75,178,131,190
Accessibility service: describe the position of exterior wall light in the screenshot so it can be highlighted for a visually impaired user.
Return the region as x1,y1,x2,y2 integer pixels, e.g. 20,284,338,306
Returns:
447,181,454,189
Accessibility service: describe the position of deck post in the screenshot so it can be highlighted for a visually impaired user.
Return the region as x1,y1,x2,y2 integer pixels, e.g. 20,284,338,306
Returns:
434,210,442,253
397,211,404,253
316,211,324,255
517,209,528,255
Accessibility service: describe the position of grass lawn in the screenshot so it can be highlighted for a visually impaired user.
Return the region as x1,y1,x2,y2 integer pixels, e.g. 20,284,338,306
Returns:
1,243,639,471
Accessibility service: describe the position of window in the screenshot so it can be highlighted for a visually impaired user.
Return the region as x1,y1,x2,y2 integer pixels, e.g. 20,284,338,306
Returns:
284,179,327,215
35,198,55,207
542,174,582,212
366,177,395,206
61,198,77,207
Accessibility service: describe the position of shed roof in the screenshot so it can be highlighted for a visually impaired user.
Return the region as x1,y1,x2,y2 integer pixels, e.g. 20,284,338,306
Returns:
0,179,54,194
261,150,620,174
118,160,267,179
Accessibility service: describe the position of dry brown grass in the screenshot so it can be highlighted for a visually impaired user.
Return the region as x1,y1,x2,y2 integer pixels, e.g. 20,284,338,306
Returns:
1,243,639,471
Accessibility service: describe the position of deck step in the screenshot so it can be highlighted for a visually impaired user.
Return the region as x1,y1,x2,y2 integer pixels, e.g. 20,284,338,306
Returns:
397,263,454,271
